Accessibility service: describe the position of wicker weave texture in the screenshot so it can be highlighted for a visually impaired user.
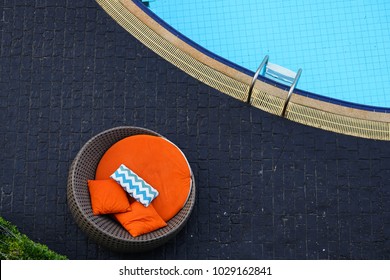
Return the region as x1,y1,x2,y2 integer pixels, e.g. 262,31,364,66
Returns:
67,126,196,252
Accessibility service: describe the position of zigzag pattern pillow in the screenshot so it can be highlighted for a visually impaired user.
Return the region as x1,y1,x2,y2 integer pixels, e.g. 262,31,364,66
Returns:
110,164,159,207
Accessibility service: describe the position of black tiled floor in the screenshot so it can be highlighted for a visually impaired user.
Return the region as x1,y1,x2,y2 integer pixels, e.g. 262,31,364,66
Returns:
1,0,390,259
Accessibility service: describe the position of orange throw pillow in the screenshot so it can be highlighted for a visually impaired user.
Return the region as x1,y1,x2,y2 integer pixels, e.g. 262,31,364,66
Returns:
96,135,192,221
114,201,167,237
88,179,132,215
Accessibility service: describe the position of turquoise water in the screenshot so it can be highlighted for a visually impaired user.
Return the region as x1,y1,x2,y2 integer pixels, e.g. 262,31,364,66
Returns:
147,0,390,108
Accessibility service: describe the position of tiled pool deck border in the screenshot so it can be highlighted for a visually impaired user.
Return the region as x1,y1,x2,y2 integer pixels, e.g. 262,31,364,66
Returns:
98,0,390,141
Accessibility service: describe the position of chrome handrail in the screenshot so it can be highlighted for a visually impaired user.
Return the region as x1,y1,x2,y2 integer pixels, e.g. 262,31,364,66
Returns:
246,55,269,104
281,68,302,117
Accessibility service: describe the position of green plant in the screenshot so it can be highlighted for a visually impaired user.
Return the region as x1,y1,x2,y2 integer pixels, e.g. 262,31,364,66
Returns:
0,216,67,260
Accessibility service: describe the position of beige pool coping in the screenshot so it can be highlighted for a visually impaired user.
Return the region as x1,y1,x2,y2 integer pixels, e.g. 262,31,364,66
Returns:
96,0,390,141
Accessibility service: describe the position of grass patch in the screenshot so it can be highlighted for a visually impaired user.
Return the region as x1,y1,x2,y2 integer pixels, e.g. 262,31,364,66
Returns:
0,216,67,260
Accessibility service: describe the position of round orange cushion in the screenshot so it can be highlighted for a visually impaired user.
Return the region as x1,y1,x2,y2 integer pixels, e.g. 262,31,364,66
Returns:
95,135,192,222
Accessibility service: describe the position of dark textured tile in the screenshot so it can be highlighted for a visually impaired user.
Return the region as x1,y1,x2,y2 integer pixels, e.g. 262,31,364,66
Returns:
0,0,389,261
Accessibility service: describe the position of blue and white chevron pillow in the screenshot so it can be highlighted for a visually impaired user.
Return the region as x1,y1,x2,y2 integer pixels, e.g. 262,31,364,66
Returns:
110,164,159,207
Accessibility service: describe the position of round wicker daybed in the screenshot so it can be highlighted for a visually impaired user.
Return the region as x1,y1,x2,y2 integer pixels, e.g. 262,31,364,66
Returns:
67,126,196,252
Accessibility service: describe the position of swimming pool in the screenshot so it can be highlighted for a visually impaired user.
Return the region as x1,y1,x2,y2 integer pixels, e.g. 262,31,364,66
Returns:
148,0,390,109
96,0,390,140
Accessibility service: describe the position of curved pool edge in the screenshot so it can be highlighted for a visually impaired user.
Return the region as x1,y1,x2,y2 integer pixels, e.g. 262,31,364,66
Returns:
96,0,390,141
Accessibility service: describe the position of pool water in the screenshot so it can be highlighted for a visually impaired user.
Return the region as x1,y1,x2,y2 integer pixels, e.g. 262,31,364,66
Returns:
147,0,390,109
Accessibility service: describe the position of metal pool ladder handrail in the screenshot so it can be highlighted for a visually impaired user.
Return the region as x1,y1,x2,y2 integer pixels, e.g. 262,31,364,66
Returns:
280,67,302,117
247,55,302,117
246,55,269,103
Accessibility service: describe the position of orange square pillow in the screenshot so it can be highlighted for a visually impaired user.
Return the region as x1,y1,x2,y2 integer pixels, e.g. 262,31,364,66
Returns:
88,179,132,215
114,201,167,237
